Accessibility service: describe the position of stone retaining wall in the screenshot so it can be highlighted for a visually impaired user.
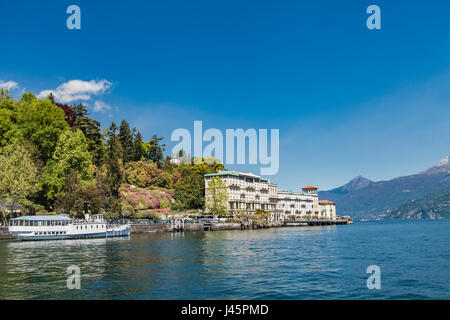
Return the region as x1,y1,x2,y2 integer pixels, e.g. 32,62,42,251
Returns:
130,223,170,233
130,223,204,233
210,223,241,231
183,223,204,232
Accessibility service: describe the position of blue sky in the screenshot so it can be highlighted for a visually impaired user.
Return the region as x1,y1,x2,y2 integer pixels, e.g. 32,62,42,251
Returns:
1,0,449,190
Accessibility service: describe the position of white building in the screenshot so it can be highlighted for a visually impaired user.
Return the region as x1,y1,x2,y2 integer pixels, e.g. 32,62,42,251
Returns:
204,171,277,214
319,200,337,219
276,186,337,220
204,171,337,221
276,186,319,220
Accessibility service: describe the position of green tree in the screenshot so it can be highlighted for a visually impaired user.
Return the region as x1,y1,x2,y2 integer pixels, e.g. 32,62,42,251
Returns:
105,122,124,214
0,141,40,216
15,93,69,161
119,120,134,163
0,89,18,152
132,131,145,161
40,129,93,204
54,170,105,217
173,158,224,211
205,176,229,215
173,165,205,210
143,134,165,167
73,103,106,166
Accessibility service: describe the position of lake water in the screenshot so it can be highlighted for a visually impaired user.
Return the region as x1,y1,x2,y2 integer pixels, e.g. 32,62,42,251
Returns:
0,219,449,299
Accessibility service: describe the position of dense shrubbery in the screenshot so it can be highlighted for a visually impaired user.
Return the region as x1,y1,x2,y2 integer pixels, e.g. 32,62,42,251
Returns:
124,161,173,189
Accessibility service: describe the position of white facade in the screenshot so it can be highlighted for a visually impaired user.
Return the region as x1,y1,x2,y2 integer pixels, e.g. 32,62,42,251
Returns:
277,186,320,220
205,171,277,215
204,171,337,221
319,200,337,220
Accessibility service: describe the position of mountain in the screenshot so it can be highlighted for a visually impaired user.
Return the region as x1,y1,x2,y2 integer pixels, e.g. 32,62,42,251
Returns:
420,156,449,175
386,185,450,219
319,156,450,220
324,175,373,195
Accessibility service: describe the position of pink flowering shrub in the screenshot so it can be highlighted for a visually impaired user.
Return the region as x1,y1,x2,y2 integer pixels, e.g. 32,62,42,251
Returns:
119,183,173,211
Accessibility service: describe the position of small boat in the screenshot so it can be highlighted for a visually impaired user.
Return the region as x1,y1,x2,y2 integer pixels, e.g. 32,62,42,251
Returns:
8,214,130,241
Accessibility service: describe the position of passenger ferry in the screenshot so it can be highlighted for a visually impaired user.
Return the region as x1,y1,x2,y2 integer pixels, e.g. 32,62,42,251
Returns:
8,213,130,241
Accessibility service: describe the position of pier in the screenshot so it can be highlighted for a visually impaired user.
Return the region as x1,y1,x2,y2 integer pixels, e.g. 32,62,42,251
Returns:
130,217,352,234
285,218,351,227
0,226,13,240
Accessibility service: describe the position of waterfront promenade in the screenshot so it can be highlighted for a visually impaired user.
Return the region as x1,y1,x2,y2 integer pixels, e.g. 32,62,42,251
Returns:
0,217,352,240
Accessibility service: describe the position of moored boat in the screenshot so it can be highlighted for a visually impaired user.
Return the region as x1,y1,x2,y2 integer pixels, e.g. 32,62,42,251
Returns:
8,214,130,241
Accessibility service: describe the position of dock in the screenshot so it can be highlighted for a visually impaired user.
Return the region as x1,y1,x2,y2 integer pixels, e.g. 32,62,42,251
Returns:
0,226,13,240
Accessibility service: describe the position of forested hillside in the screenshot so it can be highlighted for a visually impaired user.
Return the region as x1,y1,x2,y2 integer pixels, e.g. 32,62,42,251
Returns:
0,90,222,219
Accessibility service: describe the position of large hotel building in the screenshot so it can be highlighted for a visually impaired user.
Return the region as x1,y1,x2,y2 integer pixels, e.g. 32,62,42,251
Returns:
204,171,336,221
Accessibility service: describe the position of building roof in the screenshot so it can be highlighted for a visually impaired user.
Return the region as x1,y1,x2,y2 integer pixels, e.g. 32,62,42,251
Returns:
204,170,269,182
302,185,318,189
319,200,336,205
11,215,72,221
204,172,239,177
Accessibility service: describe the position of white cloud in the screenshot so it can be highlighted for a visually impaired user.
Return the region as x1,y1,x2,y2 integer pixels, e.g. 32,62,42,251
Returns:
0,80,19,90
37,79,112,103
93,100,112,113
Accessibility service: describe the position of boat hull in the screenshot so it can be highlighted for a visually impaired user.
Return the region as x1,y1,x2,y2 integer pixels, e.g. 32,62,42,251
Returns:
14,225,131,241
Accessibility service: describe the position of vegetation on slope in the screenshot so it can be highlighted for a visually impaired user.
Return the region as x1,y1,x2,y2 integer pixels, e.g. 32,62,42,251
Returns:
0,89,223,220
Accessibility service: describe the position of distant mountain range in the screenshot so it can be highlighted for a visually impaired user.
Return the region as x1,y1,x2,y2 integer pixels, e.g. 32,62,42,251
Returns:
319,156,450,220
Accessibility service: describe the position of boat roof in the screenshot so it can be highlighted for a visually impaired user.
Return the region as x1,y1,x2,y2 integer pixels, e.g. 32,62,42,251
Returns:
11,215,72,221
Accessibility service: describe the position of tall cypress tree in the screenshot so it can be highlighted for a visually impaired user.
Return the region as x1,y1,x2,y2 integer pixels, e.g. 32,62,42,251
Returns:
119,120,133,163
73,103,105,166
106,122,123,197
132,131,145,161
105,122,123,214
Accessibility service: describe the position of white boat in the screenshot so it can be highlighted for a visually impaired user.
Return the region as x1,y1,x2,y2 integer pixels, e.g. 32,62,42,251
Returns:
8,214,130,241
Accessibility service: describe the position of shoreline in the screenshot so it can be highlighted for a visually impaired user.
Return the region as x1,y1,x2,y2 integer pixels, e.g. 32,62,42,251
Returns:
0,218,352,241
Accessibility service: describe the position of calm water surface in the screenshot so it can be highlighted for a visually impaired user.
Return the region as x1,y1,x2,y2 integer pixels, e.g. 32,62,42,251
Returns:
0,219,449,299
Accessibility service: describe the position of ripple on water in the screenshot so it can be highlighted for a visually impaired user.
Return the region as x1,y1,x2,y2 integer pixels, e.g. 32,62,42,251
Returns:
0,220,449,299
